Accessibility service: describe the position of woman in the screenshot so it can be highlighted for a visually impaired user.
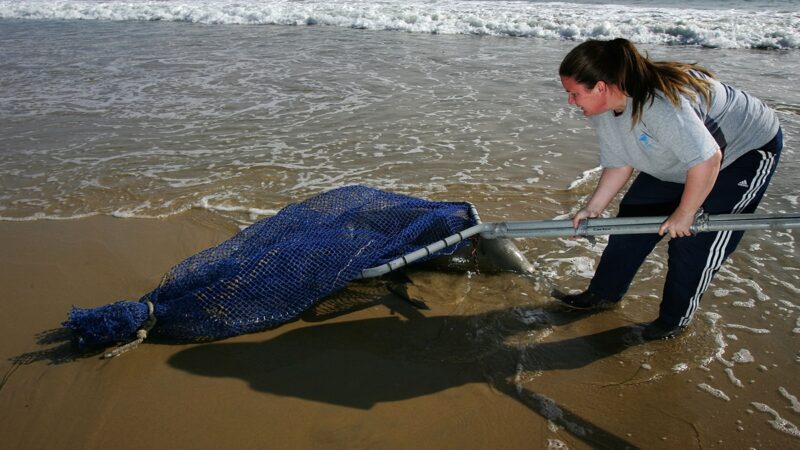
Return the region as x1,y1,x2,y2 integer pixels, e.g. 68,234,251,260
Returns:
557,38,782,340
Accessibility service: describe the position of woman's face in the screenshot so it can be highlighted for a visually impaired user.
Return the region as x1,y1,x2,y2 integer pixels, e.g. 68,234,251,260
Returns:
560,76,608,117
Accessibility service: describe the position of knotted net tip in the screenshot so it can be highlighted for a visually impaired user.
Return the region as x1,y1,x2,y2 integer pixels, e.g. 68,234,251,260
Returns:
63,300,151,350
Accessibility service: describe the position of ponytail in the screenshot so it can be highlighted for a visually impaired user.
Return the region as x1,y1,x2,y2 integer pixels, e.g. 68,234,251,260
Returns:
559,38,714,126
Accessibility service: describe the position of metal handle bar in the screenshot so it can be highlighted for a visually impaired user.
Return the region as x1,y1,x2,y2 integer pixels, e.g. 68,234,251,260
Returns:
358,212,800,279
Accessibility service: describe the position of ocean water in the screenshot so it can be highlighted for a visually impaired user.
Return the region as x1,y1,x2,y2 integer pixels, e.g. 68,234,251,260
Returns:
1,1,799,443
1,0,798,222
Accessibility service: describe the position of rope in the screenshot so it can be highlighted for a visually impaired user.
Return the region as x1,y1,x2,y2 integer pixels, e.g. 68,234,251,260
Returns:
470,235,481,275
102,300,156,359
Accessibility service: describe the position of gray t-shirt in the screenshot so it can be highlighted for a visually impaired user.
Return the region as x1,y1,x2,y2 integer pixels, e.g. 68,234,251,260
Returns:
592,74,779,183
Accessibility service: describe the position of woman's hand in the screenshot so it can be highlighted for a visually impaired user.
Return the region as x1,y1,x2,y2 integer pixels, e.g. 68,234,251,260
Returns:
573,165,634,230
661,149,722,238
572,207,602,229
659,207,696,238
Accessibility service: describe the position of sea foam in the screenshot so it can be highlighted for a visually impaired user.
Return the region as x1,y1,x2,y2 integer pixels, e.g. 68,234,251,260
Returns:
1,0,798,49
698,383,731,401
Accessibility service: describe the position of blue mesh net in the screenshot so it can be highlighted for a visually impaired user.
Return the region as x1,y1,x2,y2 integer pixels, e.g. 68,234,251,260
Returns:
64,185,476,348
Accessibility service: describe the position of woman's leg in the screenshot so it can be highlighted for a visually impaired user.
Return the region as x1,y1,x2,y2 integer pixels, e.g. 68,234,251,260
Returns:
586,173,683,301
659,133,782,329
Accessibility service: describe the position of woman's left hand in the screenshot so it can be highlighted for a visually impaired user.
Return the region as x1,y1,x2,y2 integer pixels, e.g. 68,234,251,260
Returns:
659,208,696,238
660,149,722,238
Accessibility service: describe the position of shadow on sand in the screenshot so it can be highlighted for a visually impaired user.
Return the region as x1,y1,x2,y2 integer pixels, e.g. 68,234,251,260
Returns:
169,292,645,449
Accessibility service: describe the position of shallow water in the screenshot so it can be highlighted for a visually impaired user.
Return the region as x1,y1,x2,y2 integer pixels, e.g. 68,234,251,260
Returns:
1,19,798,223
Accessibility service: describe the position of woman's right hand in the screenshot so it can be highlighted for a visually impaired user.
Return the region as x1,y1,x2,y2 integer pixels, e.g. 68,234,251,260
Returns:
571,166,633,230
572,207,602,230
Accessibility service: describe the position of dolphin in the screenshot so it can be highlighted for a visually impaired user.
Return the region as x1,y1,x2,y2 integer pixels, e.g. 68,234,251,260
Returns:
387,237,534,308
417,237,534,275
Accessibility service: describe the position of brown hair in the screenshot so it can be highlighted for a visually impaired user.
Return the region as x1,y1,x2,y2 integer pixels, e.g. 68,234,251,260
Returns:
559,38,715,126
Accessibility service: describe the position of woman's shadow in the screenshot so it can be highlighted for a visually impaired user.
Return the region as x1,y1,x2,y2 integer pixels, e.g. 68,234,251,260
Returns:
168,288,644,449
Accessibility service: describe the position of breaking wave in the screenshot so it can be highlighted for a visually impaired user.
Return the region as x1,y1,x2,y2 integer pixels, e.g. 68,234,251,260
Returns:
1,0,798,49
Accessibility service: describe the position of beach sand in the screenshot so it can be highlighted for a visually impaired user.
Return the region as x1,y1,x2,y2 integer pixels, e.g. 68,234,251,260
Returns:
1,211,798,449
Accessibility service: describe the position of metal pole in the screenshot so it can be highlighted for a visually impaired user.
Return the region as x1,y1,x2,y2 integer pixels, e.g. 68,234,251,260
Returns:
358,212,800,278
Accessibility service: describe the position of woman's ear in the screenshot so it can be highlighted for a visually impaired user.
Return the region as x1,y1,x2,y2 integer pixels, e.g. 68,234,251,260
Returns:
593,80,608,93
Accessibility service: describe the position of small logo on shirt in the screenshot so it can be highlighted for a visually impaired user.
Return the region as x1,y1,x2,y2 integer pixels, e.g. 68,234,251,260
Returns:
638,133,655,150
737,179,749,188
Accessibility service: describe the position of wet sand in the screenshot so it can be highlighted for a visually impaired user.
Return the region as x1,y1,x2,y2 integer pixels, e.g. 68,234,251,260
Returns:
1,211,798,449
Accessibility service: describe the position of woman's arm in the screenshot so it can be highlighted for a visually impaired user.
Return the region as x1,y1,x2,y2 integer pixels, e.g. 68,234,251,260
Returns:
659,149,722,237
573,165,634,229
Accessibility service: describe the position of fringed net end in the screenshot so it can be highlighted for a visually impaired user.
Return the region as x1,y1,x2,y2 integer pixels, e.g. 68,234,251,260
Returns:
63,300,150,349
